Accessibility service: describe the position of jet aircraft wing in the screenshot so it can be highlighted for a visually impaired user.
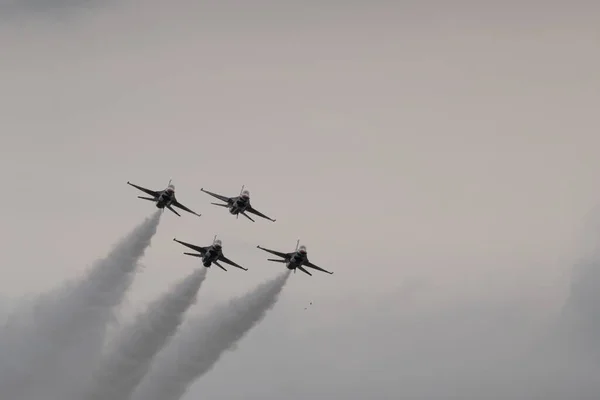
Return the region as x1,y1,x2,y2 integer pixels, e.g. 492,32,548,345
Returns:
173,238,208,254
246,205,276,222
256,245,290,259
218,255,248,271
127,181,160,198
200,188,231,203
303,261,333,275
172,199,201,217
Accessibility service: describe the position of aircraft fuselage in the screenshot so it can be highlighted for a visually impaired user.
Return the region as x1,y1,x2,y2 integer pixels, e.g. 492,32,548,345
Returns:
287,251,307,270
202,245,222,267
156,190,175,208
228,196,249,215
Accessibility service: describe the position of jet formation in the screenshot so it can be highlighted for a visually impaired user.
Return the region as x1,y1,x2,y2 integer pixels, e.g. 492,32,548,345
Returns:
127,179,333,276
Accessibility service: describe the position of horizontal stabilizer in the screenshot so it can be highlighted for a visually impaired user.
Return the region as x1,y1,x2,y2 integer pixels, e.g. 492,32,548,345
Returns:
214,261,227,271
167,205,181,216
297,266,312,276
241,212,255,222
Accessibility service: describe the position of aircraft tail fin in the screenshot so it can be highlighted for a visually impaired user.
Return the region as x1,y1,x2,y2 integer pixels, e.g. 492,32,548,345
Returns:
183,252,202,258
295,239,300,251
267,259,286,263
137,196,155,201
211,202,229,208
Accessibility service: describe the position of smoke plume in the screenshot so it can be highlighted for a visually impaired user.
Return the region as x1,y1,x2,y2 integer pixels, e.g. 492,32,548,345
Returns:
1,207,599,400
131,270,291,400
0,211,162,400
82,267,208,400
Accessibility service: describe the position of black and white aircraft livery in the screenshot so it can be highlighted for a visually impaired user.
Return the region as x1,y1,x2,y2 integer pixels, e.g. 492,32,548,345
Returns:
127,179,201,217
173,235,248,271
256,240,333,276
200,185,276,222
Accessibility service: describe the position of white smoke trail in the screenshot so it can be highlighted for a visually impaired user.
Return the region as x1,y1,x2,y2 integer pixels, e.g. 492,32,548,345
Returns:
0,211,162,400
131,270,291,400
82,267,208,400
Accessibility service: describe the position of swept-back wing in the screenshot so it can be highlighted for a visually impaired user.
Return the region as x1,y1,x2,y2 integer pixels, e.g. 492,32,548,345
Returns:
200,188,232,204
127,182,160,198
246,205,276,222
256,245,290,259
173,238,208,254
172,200,201,217
218,254,248,271
303,261,333,275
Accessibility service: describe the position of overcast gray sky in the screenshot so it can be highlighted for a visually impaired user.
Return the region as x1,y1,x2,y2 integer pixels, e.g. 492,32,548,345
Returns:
1,1,600,399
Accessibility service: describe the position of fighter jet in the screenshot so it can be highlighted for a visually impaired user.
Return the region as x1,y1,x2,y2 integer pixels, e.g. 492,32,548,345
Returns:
200,185,276,222
256,240,333,276
173,235,247,271
127,179,201,217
